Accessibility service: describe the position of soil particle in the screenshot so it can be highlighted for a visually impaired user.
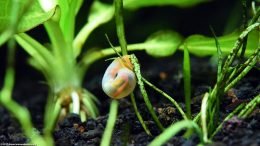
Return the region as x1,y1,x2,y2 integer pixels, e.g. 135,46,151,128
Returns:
59,113,81,128
0,108,27,143
212,113,260,146
54,114,105,146
157,105,177,125
86,119,97,130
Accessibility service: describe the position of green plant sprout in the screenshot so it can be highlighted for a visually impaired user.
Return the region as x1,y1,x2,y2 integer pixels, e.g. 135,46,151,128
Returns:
183,44,192,119
13,2,100,134
0,42,53,145
149,4,260,145
204,22,260,138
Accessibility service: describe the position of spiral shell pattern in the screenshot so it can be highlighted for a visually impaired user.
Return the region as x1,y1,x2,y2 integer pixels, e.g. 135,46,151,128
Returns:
102,55,136,99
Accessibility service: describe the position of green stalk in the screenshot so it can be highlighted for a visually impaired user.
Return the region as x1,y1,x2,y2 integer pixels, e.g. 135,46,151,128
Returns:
0,0,22,46
44,98,62,134
201,92,209,142
249,7,260,26
130,55,164,131
211,103,245,138
224,47,260,92
221,23,260,79
238,94,260,118
239,0,248,59
44,20,73,65
100,100,119,146
204,22,260,137
206,88,220,136
44,19,79,91
81,92,99,118
0,44,53,146
148,120,203,146
193,112,201,123
183,45,191,119
59,0,81,45
114,0,128,55
210,26,223,83
130,93,152,136
142,77,188,120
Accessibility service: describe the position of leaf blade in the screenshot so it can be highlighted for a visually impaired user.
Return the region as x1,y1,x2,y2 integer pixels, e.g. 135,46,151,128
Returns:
0,0,56,33
144,30,183,57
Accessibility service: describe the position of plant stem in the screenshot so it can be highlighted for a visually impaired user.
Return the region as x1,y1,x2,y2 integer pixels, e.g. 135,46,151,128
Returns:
100,100,119,146
224,47,259,92
238,94,260,118
142,77,188,120
210,26,223,83
44,19,79,92
183,45,191,119
44,20,73,65
249,7,260,25
201,92,209,142
130,55,164,131
130,93,152,136
148,120,203,146
210,103,245,138
81,91,99,118
0,44,53,146
193,112,201,123
44,98,62,134
239,0,248,59
221,23,260,78
115,0,128,55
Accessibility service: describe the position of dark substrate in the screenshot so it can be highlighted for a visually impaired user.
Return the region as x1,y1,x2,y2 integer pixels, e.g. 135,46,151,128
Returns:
0,53,259,146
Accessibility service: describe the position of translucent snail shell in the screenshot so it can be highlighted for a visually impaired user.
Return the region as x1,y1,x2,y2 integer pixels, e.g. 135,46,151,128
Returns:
102,55,136,99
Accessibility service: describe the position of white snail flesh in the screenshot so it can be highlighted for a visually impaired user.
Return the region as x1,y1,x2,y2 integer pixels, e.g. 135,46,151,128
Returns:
102,55,136,99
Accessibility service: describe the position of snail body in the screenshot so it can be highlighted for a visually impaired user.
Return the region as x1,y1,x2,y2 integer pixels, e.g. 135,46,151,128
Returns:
102,55,136,99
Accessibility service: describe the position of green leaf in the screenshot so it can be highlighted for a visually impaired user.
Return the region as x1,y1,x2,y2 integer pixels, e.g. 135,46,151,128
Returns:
0,0,56,34
14,33,54,75
124,0,208,9
181,31,258,57
183,45,191,119
148,120,203,146
73,1,114,56
144,31,183,57
246,28,259,54
58,0,83,44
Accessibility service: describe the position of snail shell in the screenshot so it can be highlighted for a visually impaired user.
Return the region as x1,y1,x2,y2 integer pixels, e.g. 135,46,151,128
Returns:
102,55,136,99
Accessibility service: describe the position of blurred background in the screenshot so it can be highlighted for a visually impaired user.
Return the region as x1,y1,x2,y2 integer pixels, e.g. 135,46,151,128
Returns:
0,0,242,86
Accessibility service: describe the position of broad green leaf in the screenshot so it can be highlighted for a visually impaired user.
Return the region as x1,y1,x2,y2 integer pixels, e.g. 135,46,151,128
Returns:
181,31,258,57
144,31,183,57
0,0,56,34
73,1,114,56
87,1,114,29
124,0,208,9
